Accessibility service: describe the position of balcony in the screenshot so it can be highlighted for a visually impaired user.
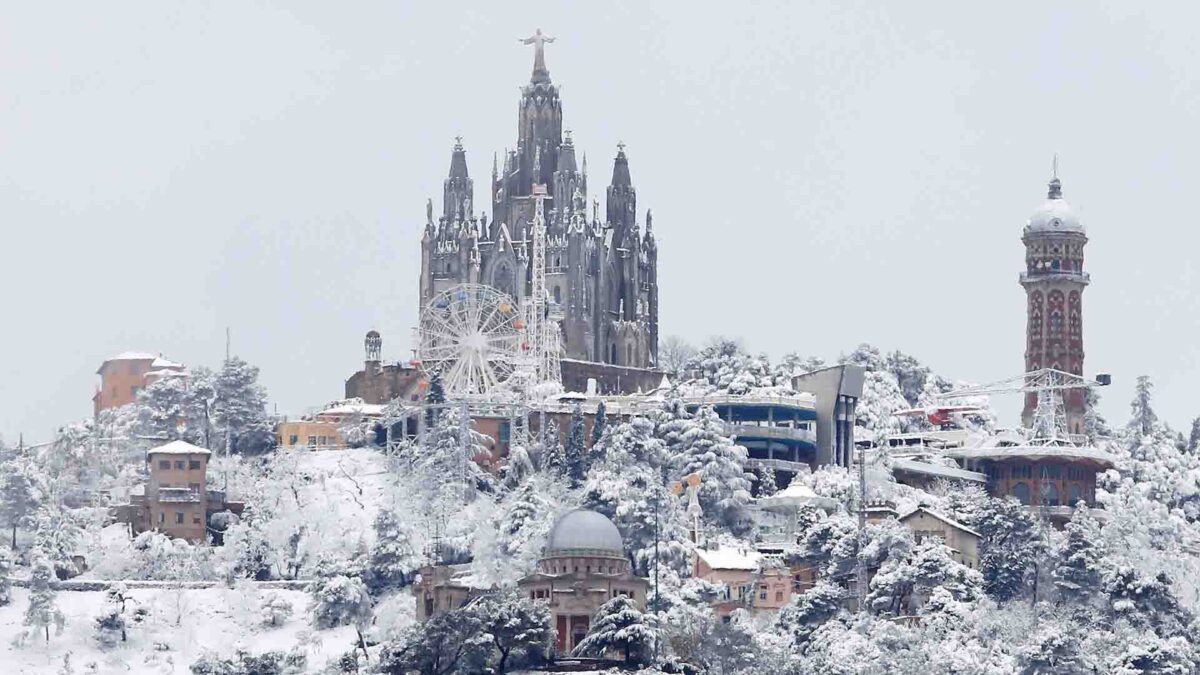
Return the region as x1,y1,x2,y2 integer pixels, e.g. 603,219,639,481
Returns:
1019,271,1090,285
748,457,811,475
727,423,816,445
157,487,201,504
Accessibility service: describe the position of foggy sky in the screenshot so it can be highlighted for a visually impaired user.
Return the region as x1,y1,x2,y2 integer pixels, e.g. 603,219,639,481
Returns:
3,1,1199,442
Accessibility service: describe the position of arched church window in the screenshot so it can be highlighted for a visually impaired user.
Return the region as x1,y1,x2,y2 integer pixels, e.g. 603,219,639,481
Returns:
1011,482,1031,505
626,344,633,365
553,286,561,304
610,343,618,364
1068,484,1083,506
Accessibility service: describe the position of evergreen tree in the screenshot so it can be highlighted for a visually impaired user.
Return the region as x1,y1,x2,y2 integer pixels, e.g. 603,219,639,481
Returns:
591,400,608,447
310,574,373,660
425,368,446,427
368,509,419,592
572,595,654,665
475,590,553,672
0,457,41,549
378,608,490,675
672,406,754,536
0,547,13,605
94,583,143,647
777,581,847,649
755,464,779,497
23,552,65,643
1188,416,1200,454
259,593,293,627
33,499,85,579
136,377,192,442
564,405,587,486
1052,505,1106,604
1128,375,1158,439
866,539,982,617
212,357,273,454
976,497,1046,603
538,421,564,476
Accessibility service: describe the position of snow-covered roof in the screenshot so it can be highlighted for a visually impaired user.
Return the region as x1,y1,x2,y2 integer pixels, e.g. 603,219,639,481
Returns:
899,505,981,539
316,402,387,418
107,351,158,361
947,442,1115,468
756,483,839,512
545,509,624,556
150,356,185,370
695,546,762,571
147,440,211,456
891,458,986,483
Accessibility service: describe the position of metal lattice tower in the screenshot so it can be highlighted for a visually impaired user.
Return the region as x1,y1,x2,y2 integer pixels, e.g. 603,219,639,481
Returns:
528,184,561,385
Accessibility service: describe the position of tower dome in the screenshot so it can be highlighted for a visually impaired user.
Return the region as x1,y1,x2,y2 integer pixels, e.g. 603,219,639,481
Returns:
544,509,625,558
1026,177,1084,234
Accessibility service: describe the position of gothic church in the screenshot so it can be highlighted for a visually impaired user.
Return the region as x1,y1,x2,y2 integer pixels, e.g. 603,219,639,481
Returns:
419,32,659,369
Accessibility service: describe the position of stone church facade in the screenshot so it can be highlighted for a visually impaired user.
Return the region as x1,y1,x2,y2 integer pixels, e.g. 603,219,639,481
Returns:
418,35,659,369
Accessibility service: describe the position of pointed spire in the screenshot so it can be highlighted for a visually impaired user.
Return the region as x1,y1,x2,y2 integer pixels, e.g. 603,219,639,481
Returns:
448,136,469,179
1047,154,1063,199
492,151,498,180
610,142,631,187
557,129,577,173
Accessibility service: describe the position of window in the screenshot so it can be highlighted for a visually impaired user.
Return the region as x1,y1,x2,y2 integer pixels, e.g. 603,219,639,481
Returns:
159,460,171,470
175,511,184,524
188,483,200,492
1012,464,1032,479
1040,483,1060,507
159,512,165,523
759,591,767,600
1069,484,1083,505
1040,464,1061,480
307,435,317,447
1011,482,1031,505
318,436,327,446
174,461,185,470
775,591,783,602
189,460,201,470
193,515,202,524
288,435,299,445
553,286,561,304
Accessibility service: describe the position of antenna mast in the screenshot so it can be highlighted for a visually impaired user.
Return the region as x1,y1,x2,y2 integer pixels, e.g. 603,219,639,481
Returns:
528,184,561,385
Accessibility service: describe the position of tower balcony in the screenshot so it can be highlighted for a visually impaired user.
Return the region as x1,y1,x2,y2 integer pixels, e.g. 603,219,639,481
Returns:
1019,271,1090,286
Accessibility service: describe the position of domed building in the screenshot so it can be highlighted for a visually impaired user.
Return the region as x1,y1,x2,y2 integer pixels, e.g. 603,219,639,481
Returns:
518,509,648,654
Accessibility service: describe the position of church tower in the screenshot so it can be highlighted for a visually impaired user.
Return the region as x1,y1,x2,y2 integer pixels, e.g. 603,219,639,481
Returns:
1020,168,1089,434
424,31,659,371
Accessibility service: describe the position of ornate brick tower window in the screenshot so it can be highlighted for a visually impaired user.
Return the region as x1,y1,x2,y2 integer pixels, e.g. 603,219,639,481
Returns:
1020,169,1089,434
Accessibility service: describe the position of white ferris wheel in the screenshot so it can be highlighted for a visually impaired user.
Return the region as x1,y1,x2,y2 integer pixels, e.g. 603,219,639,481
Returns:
416,284,525,396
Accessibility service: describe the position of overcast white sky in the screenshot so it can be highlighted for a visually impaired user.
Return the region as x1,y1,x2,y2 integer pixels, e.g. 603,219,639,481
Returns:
3,1,1199,442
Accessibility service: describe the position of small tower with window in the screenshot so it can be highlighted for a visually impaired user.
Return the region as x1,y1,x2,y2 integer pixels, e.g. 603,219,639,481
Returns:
1020,166,1089,433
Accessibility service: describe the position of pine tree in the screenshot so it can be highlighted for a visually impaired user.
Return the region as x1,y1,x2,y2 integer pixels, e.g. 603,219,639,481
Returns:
24,552,65,643
1128,375,1158,439
572,595,654,665
755,464,779,497
475,590,553,672
212,357,273,454
672,406,754,536
1052,504,1106,604
538,421,564,476
136,377,192,442
976,497,1046,603
777,582,847,649
564,405,587,486
0,547,13,606
591,400,608,447
0,457,41,549
1187,416,1200,454
310,574,373,660
368,509,419,592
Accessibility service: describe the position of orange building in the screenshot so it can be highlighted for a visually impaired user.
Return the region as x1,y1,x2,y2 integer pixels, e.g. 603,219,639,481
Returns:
93,352,186,416
116,440,242,543
694,546,795,617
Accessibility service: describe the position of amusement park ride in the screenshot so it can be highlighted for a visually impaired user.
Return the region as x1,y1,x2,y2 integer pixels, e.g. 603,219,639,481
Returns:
415,184,561,398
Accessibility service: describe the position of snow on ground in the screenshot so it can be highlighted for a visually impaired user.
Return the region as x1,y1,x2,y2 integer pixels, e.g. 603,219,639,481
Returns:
0,585,365,674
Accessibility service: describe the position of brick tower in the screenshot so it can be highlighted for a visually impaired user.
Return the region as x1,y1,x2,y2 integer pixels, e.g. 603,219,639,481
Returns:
1020,168,1089,434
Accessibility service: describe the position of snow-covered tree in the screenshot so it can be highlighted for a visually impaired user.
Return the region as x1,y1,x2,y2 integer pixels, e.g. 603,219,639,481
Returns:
377,608,490,675
135,376,193,443
0,547,13,605
573,595,654,665
659,335,697,380
976,496,1046,603
23,552,65,643
1052,504,1107,605
774,352,826,381
682,338,777,395
32,499,85,579
1103,566,1193,638
671,406,753,536
1187,416,1200,454
0,456,42,549
212,357,273,454
417,406,493,518
564,405,588,486
537,420,564,476
1127,375,1158,440
310,574,373,659
474,590,553,672
368,509,419,592
260,592,293,627
777,582,847,650
755,464,779,497
93,583,145,647
1018,624,1089,675
866,539,982,617
591,399,608,448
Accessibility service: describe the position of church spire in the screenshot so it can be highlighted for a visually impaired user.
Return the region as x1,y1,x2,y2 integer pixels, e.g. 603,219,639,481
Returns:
610,142,632,187
443,136,473,221
448,136,469,179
